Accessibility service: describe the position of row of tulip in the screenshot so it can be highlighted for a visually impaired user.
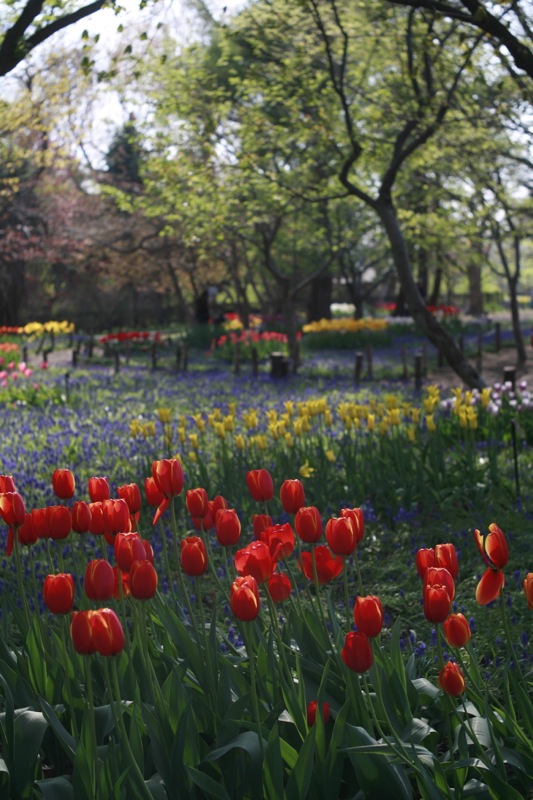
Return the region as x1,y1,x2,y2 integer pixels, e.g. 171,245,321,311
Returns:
0,456,532,798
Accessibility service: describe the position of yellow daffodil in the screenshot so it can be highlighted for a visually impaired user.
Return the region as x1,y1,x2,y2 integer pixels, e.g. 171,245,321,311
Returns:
299,460,315,478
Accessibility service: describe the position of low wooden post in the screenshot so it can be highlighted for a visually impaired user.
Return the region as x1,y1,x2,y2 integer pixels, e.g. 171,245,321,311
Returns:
64,372,70,402
365,343,373,380
354,351,364,385
72,348,79,367
270,351,289,378
494,322,501,352
414,352,423,391
503,365,516,390
175,344,182,371
22,345,28,363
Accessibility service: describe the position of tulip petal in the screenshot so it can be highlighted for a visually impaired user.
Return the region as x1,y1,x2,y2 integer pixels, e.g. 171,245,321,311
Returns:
152,498,170,526
475,568,505,606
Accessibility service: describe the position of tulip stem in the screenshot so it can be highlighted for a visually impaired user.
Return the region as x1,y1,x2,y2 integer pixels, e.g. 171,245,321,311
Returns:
157,519,177,608
84,655,98,794
107,657,153,800
353,547,364,596
12,534,31,633
242,623,265,765
342,558,352,631
60,616,80,740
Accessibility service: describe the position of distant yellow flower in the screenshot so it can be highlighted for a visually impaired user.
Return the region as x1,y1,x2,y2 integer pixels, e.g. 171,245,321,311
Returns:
235,434,245,450
407,426,416,442
215,423,226,439
480,388,492,408
189,433,199,450
367,414,375,431
188,451,198,462
379,420,389,435
299,460,315,478
426,415,436,433
223,415,234,431
388,408,401,426
157,407,172,424
411,408,420,424
284,401,294,416
324,410,333,426
142,422,156,438
130,420,141,438
244,410,258,429
229,402,237,415
325,449,336,463
192,414,206,433
285,432,294,448
178,427,186,443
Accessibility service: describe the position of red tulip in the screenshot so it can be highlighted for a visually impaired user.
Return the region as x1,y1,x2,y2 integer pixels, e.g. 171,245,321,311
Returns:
88,476,110,503
144,477,164,507
52,469,76,500
415,547,435,579
88,502,105,535
189,500,214,532
523,573,533,609
17,513,38,547
259,523,294,561
113,566,131,600
84,559,115,601
340,507,364,544
230,575,260,621
341,631,373,673
424,566,455,601
443,613,471,648
326,516,356,556
246,469,274,503
90,608,126,656
268,572,292,603
71,501,92,534
32,507,49,538
253,514,273,539
215,509,241,546
114,532,146,573
212,495,228,515
117,483,142,516
306,700,330,726
71,610,97,655
0,476,16,493
474,523,509,570
186,488,209,520
142,539,154,562
354,595,383,638
438,661,466,696
0,492,26,528
151,458,183,497
299,546,344,585
235,541,274,584
423,584,452,623
43,573,75,615
279,479,305,514
180,536,208,576
294,506,322,543
434,543,459,579
475,567,505,606
102,498,130,538
130,560,158,600
47,505,72,541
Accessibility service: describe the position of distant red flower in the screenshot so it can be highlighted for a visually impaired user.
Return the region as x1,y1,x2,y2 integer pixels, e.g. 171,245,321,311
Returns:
279,479,305,514
52,469,76,500
235,541,274,584
342,631,373,673
306,700,330,726
230,575,260,621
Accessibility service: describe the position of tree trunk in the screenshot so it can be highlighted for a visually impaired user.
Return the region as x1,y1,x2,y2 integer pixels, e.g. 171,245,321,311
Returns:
467,261,484,316
428,265,442,307
377,200,486,388
508,274,527,369
307,275,332,321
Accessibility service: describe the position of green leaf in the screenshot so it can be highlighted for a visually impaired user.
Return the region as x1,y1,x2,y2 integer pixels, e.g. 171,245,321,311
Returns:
264,724,284,799
72,708,98,800
344,727,413,800
186,765,232,799
13,708,49,796
284,725,316,800
38,698,77,762
34,776,74,799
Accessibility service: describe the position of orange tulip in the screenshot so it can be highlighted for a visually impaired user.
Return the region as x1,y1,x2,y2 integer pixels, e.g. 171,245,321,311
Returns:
439,661,465,696
230,575,260,621
475,567,505,606
523,573,533,609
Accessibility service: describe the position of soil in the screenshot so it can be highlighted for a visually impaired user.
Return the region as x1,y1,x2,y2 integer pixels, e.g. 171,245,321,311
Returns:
425,347,528,391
